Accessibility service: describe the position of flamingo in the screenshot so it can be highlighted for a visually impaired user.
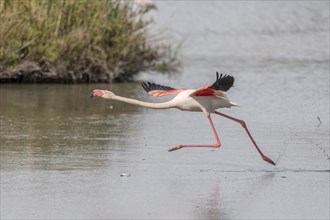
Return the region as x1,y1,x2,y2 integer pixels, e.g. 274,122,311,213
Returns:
90,72,275,165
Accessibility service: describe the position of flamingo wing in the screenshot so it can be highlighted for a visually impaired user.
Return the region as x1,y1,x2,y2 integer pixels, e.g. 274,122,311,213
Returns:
141,82,186,97
210,72,234,92
190,72,234,97
189,86,215,96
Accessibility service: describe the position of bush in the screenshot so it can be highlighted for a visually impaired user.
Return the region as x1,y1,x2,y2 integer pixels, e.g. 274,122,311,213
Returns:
0,0,180,83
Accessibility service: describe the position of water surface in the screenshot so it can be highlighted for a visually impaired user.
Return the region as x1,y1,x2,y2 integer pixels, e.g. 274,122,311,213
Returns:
1,2,329,219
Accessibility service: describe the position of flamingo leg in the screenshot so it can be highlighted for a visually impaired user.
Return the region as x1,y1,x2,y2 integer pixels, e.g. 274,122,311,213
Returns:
214,111,275,165
168,115,221,152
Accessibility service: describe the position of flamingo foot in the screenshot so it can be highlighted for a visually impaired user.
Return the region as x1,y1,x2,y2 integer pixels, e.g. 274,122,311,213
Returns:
263,155,276,166
168,143,221,152
168,145,182,152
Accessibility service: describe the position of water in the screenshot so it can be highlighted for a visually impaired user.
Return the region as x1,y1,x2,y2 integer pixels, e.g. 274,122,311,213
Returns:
1,2,329,219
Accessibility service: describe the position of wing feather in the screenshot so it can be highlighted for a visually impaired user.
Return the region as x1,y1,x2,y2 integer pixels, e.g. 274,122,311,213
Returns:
141,82,185,97
190,72,234,96
142,72,233,97
210,72,234,91
190,86,215,96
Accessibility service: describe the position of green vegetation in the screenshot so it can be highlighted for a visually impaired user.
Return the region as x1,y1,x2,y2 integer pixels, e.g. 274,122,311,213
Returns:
0,0,180,83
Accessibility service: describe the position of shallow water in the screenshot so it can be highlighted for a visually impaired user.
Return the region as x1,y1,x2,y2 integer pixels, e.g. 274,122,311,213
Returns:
1,2,329,219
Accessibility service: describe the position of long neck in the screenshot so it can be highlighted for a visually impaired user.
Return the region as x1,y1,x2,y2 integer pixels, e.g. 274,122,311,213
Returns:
112,95,174,109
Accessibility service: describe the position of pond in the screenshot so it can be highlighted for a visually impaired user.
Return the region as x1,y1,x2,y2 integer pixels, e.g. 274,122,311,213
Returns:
1,2,329,219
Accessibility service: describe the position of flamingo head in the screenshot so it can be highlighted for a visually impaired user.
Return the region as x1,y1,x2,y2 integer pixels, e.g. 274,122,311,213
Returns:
90,89,115,99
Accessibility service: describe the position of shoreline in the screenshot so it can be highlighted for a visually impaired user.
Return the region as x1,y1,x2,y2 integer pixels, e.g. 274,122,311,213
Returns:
0,61,139,84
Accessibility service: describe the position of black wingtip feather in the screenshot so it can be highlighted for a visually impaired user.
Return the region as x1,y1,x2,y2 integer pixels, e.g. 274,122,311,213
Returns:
211,72,234,91
141,81,176,93
141,82,148,92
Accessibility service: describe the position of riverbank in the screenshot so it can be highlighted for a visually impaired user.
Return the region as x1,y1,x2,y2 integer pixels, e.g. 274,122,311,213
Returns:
0,60,116,83
0,0,180,83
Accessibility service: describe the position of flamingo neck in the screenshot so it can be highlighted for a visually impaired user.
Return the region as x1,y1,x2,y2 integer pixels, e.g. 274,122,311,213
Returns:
112,95,174,109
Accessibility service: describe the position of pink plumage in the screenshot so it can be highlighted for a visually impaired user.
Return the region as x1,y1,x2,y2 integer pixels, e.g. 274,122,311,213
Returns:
91,72,275,165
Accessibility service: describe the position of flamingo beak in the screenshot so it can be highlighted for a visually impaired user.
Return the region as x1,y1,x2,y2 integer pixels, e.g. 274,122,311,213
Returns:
89,91,95,98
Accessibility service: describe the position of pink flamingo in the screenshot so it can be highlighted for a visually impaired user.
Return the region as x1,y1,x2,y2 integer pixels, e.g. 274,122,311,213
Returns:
90,72,275,165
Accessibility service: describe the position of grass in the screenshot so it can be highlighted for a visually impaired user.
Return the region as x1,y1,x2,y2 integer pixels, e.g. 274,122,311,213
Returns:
0,0,180,83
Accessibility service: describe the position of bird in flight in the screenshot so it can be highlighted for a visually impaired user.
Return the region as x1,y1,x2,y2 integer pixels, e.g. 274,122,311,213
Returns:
90,72,275,165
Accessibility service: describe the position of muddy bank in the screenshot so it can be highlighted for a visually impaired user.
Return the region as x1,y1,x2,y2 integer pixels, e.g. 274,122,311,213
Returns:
0,60,145,83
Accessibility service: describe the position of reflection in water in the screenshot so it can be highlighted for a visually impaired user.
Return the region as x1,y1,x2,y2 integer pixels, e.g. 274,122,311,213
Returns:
194,172,276,220
0,83,146,172
196,183,225,219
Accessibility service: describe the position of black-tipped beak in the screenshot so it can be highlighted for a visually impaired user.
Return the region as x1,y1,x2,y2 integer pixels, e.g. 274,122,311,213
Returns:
89,92,94,98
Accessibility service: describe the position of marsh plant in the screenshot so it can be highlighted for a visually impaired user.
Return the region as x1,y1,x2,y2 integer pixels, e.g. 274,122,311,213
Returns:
0,0,180,83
